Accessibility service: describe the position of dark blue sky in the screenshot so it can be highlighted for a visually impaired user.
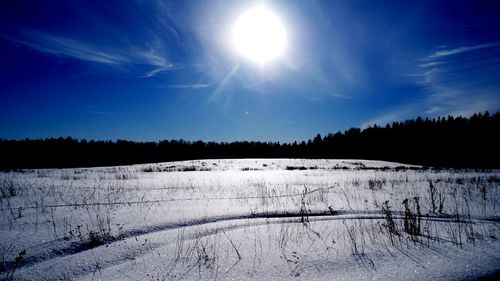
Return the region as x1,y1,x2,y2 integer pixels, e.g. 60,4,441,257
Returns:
1,0,500,142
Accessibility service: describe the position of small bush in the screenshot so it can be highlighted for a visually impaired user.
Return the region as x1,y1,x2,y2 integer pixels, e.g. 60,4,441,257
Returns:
368,179,383,190
299,186,310,224
402,198,421,240
0,179,17,199
142,166,158,173
428,180,437,213
382,201,399,236
241,167,262,171
5,250,26,280
286,166,307,171
88,231,106,247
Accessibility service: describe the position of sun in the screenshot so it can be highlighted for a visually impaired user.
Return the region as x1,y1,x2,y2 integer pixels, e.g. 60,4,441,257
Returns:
232,5,287,65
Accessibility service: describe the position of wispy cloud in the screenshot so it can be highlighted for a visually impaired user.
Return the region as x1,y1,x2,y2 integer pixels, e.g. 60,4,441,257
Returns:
365,42,500,127
167,83,211,89
418,42,500,116
425,106,440,114
361,105,419,128
135,40,181,77
418,61,447,68
428,42,500,59
5,32,127,66
4,30,178,77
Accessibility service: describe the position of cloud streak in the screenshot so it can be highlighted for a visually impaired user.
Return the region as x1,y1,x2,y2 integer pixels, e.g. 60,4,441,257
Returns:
167,83,211,89
6,32,127,65
137,48,179,78
4,30,178,77
428,42,500,59
364,42,500,127
361,109,414,129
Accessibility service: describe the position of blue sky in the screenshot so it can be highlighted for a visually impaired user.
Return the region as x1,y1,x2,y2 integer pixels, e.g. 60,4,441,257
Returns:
1,0,500,142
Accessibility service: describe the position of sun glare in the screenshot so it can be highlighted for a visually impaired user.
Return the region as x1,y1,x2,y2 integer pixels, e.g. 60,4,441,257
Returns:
232,5,287,65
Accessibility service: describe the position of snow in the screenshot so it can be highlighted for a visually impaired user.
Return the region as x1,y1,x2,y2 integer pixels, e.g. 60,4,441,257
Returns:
1,159,499,280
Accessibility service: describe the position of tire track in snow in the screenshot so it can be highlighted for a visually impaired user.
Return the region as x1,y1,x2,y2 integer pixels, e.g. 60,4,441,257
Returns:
4,209,498,275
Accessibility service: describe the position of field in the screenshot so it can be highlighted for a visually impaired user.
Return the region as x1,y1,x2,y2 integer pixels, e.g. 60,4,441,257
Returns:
1,159,499,280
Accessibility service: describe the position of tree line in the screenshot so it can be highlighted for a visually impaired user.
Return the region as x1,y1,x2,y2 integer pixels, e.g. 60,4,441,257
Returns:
1,111,499,169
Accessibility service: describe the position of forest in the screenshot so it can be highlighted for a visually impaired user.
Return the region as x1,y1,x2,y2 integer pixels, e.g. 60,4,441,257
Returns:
1,111,499,169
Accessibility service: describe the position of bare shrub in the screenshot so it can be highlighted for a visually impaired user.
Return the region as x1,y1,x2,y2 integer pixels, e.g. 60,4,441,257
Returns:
368,179,383,190
286,166,307,171
0,179,17,199
381,200,399,244
299,186,309,224
438,192,445,214
5,250,26,280
414,197,422,235
195,236,219,271
428,180,437,213
402,198,420,240
343,221,367,258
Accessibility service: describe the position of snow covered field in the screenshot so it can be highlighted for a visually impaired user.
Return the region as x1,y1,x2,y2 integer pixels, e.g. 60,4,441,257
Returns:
1,159,499,280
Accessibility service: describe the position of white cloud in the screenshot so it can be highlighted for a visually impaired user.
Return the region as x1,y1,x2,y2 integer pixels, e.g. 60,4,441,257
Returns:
7,32,127,66
167,83,211,89
418,61,447,68
364,42,500,127
428,42,500,59
418,43,500,117
136,45,179,77
361,105,420,129
425,106,440,114
5,30,178,77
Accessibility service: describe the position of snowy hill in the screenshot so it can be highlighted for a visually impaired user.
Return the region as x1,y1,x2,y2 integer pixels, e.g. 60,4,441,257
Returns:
1,159,499,280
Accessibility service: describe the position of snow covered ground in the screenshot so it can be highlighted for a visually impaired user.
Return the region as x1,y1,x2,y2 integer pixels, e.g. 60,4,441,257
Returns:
1,159,499,280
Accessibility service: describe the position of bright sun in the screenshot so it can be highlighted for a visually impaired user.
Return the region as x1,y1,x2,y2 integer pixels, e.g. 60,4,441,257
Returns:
232,5,287,65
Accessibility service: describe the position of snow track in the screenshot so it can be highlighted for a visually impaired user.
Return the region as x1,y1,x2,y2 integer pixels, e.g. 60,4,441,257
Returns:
5,209,498,278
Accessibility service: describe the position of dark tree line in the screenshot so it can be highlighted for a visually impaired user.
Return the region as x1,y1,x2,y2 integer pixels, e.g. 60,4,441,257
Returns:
1,112,499,169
